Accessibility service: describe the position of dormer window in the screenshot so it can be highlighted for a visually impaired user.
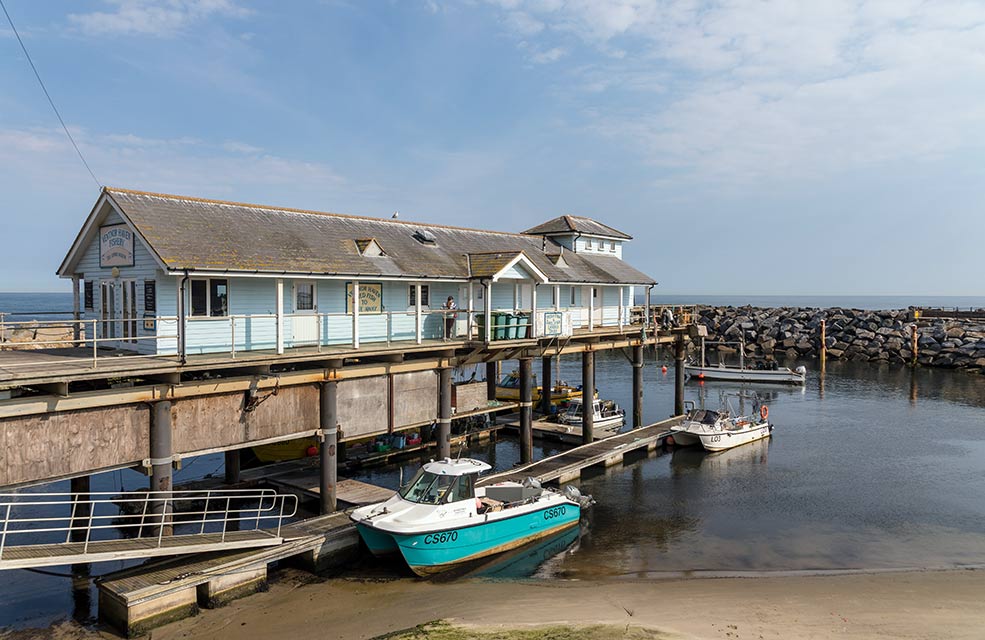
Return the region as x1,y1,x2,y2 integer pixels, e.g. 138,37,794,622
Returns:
355,238,386,257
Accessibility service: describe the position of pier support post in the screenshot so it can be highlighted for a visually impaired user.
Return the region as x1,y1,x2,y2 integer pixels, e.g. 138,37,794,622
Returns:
320,380,339,514
581,350,595,444
519,357,533,464
438,366,452,459
149,400,173,537
632,343,644,428
540,355,552,415
72,275,81,344
224,450,241,484
674,337,685,416
486,361,497,401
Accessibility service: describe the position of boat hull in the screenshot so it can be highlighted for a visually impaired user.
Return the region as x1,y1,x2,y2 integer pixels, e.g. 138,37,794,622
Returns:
684,365,805,385
699,423,772,452
496,386,583,405
356,522,400,557
361,501,581,577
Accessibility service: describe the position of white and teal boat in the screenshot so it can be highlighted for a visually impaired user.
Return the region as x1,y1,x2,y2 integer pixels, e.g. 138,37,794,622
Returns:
351,458,588,576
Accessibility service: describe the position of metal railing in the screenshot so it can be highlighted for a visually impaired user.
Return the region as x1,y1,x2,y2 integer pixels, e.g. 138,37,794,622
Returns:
0,489,298,561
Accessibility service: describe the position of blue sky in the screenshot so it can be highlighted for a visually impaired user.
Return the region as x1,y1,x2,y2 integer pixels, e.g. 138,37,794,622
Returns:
1,0,983,294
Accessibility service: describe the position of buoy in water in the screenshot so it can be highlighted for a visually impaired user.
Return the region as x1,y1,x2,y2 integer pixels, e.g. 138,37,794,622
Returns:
306,445,319,457
661,365,668,373
665,435,675,446
697,372,705,379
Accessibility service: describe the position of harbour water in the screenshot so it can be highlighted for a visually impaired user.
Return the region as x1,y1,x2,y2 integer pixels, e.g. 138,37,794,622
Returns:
2,348,985,631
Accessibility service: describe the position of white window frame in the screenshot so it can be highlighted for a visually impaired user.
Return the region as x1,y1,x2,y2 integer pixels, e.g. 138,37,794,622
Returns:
189,278,229,318
569,287,576,306
409,283,430,308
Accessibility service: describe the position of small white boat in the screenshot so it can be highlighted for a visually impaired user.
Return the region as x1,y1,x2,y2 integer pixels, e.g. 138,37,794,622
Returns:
686,338,806,385
351,458,590,576
557,397,625,434
670,396,773,452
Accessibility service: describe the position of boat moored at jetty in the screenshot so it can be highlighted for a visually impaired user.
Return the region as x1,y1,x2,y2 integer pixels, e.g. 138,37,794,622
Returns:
351,458,589,576
671,396,773,452
496,371,585,406
557,397,625,435
685,338,807,385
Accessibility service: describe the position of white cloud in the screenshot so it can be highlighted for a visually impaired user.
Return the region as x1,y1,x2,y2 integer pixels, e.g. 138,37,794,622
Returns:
0,127,349,198
482,0,985,184
68,0,251,37
530,45,566,63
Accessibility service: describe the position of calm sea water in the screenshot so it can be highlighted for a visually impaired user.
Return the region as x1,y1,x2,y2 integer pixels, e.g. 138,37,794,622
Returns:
3,323,985,631
0,292,74,320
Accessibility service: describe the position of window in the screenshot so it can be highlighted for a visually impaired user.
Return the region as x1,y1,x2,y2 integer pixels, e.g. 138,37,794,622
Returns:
296,282,315,311
570,287,576,306
190,278,228,317
593,287,598,300
585,238,593,250
409,284,430,307
609,241,616,252
398,469,474,505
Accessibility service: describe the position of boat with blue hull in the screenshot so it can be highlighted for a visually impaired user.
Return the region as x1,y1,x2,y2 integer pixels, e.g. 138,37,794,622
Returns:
351,458,590,576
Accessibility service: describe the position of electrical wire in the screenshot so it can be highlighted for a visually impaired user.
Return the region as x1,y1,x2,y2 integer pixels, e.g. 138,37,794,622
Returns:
1,0,101,189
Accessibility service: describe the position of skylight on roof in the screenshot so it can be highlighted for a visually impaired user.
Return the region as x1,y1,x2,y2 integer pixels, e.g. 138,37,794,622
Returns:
412,229,437,245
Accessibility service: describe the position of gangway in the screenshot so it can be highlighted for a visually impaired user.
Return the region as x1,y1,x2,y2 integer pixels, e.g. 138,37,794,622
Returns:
0,489,298,570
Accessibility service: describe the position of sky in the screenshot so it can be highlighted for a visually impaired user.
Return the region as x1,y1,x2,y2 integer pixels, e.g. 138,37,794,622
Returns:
1,0,983,295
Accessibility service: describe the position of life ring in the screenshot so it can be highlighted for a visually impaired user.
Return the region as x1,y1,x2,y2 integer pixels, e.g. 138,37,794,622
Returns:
760,405,769,421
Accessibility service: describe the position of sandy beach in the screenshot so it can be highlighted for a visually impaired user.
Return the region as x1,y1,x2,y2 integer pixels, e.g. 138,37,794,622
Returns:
21,567,980,640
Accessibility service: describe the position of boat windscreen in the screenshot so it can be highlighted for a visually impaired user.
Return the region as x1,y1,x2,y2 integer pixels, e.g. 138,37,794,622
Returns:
399,470,474,505
693,410,720,425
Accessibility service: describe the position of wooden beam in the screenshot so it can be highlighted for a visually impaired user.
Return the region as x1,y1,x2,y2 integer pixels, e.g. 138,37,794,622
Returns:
142,373,181,386
33,382,69,397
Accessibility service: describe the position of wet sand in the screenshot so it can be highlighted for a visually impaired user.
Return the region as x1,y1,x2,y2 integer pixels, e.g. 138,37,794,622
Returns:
36,568,978,640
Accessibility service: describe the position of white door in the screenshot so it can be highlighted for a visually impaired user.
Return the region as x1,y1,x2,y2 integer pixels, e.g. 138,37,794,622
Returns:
100,281,117,345
457,285,470,337
120,280,138,346
293,280,318,345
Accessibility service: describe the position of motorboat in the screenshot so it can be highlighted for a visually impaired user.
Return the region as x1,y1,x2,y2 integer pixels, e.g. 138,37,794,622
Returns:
351,458,590,576
496,371,586,406
557,397,625,434
685,338,806,385
670,395,773,452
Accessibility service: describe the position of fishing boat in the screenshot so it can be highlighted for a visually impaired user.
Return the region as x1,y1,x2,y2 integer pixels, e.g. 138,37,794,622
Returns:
557,397,625,435
670,395,773,452
685,338,806,385
495,371,586,406
351,458,590,576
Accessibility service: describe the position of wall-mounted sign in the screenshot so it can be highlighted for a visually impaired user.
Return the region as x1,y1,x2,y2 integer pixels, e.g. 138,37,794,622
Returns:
143,314,156,331
83,280,94,311
99,224,134,268
345,282,383,314
543,311,563,337
144,280,156,312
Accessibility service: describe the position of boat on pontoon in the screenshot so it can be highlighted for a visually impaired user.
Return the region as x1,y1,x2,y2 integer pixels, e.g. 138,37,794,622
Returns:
557,397,625,434
685,338,806,385
350,458,591,576
670,395,773,452
495,371,587,406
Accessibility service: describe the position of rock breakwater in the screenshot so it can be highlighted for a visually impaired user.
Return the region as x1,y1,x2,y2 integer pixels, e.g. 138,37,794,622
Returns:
694,307,985,374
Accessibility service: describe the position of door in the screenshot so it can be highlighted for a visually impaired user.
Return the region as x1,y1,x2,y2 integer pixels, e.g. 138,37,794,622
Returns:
457,284,470,338
293,280,318,345
100,281,116,344
120,280,137,345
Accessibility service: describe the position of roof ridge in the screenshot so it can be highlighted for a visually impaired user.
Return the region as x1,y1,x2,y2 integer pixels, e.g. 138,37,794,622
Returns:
102,186,534,239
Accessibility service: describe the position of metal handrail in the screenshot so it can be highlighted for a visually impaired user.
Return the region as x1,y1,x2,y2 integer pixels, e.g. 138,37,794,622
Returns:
0,489,298,560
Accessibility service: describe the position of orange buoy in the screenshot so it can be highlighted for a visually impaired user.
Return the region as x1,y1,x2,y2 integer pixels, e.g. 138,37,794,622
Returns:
306,445,319,457
697,372,704,379
661,365,668,373
760,405,769,421
666,435,675,446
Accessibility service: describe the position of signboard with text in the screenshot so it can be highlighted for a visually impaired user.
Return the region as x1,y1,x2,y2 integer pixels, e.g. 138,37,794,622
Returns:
345,282,383,314
99,224,134,268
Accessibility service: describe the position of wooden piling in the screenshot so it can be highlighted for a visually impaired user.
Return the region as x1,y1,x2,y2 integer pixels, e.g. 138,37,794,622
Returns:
632,343,644,428
540,355,552,416
224,450,241,484
910,324,919,367
486,361,497,401
674,337,685,416
820,319,827,366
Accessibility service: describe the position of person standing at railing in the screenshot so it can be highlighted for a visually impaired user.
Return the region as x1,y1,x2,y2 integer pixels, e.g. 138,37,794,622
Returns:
443,296,458,340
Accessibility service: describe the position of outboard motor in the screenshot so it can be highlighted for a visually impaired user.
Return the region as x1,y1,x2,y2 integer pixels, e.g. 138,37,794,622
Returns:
795,366,807,376
563,485,595,508
522,477,542,490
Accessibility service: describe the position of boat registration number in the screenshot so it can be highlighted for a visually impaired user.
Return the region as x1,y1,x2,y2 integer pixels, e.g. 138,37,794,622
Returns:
423,531,458,544
543,506,568,520
708,435,721,443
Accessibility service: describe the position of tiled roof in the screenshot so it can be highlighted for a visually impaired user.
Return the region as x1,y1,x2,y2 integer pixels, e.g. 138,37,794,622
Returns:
102,188,654,285
522,215,632,240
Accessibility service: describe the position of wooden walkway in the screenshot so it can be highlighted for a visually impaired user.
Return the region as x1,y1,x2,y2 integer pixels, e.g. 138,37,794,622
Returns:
481,415,683,486
0,529,285,571
501,414,622,445
267,475,395,505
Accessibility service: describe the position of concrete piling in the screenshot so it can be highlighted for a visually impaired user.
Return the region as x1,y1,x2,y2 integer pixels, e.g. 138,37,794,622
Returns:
320,380,338,515
581,350,595,444
438,366,452,459
149,401,173,537
519,358,533,463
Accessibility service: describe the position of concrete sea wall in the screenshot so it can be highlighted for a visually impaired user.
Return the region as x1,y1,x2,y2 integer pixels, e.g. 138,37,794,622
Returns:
693,306,985,374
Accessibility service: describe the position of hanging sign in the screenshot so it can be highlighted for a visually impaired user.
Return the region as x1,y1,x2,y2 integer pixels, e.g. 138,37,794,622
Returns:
345,282,383,314
99,224,134,268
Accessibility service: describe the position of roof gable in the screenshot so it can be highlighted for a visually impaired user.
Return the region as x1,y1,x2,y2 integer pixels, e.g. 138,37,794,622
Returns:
522,215,632,240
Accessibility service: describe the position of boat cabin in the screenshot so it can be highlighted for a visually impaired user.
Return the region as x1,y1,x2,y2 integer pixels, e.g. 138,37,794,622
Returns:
56,188,656,358
398,458,491,505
